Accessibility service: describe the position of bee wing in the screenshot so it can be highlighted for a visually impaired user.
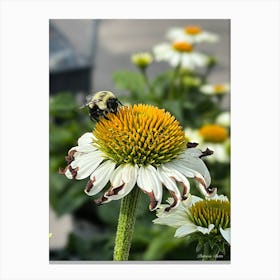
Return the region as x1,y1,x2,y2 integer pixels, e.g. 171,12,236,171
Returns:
80,94,95,109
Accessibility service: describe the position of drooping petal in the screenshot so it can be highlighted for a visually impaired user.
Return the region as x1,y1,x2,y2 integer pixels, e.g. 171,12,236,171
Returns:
157,166,181,211
70,150,104,180
104,164,138,200
160,164,191,200
197,224,215,235
182,148,211,186
174,222,198,238
84,160,116,196
220,227,231,245
137,165,163,210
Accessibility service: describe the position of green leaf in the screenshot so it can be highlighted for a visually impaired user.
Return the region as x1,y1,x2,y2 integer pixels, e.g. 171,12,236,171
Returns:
151,70,173,99
56,181,88,216
96,198,121,227
142,227,185,260
49,92,77,118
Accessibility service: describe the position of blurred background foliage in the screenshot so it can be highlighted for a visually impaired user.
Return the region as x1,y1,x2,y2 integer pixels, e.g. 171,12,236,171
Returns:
49,20,230,261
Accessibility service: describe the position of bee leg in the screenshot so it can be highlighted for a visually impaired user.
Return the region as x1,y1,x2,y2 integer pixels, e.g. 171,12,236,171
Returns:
102,111,110,120
90,114,99,122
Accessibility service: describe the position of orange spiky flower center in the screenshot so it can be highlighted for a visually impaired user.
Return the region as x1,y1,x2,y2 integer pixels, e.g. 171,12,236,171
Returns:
93,104,186,166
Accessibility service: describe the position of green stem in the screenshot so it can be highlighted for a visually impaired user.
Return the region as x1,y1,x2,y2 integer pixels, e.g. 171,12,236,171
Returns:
168,61,181,99
140,68,153,94
113,187,141,261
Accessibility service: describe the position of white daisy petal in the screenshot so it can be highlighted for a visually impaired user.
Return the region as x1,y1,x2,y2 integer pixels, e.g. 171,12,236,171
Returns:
84,160,116,196
77,132,95,146
105,164,138,200
164,160,196,178
69,144,97,156
191,53,208,67
137,165,163,210
174,223,198,238
210,194,229,201
182,149,211,186
64,168,73,179
160,164,190,199
153,211,190,228
220,228,231,245
197,224,215,235
157,166,181,210
70,151,104,180
188,195,203,205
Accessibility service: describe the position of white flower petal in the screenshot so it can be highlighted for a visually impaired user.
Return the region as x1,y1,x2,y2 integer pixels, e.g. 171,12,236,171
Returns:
190,53,208,67
64,169,73,179
160,164,190,199
220,228,231,245
182,149,211,186
188,195,203,205
174,223,198,238
197,224,215,235
69,144,97,155
84,160,116,196
209,194,229,201
153,211,190,228
77,132,95,146
157,166,181,209
137,165,163,210
105,164,138,200
70,150,104,180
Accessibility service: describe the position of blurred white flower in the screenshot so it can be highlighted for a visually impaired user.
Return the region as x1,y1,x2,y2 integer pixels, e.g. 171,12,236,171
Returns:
153,41,208,70
200,83,230,96
216,112,230,127
185,124,230,163
49,207,73,250
153,194,230,245
167,25,219,44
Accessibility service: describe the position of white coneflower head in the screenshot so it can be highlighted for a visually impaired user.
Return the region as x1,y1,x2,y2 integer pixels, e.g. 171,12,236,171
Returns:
153,194,230,244
167,25,219,44
200,83,230,96
153,41,209,70
60,104,216,211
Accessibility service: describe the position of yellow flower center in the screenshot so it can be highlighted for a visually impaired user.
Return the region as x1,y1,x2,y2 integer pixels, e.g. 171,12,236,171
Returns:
172,41,193,53
189,199,230,230
213,84,227,94
184,25,202,35
199,124,228,143
93,104,186,166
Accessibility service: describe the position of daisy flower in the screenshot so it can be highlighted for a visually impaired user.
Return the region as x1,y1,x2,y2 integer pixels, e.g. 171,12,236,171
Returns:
153,41,209,70
185,124,230,163
216,112,230,128
200,83,230,96
60,104,216,211
153,194,230,245
167,25,219,44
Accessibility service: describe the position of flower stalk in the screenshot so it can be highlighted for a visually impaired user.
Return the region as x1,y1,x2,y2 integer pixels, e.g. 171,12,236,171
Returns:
113,186,141,261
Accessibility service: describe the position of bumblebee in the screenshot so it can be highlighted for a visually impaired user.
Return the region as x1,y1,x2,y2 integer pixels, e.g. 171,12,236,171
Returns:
83,91,122,122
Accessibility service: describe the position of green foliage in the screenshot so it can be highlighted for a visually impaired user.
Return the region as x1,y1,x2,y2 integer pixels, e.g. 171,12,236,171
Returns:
49,92,93,217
